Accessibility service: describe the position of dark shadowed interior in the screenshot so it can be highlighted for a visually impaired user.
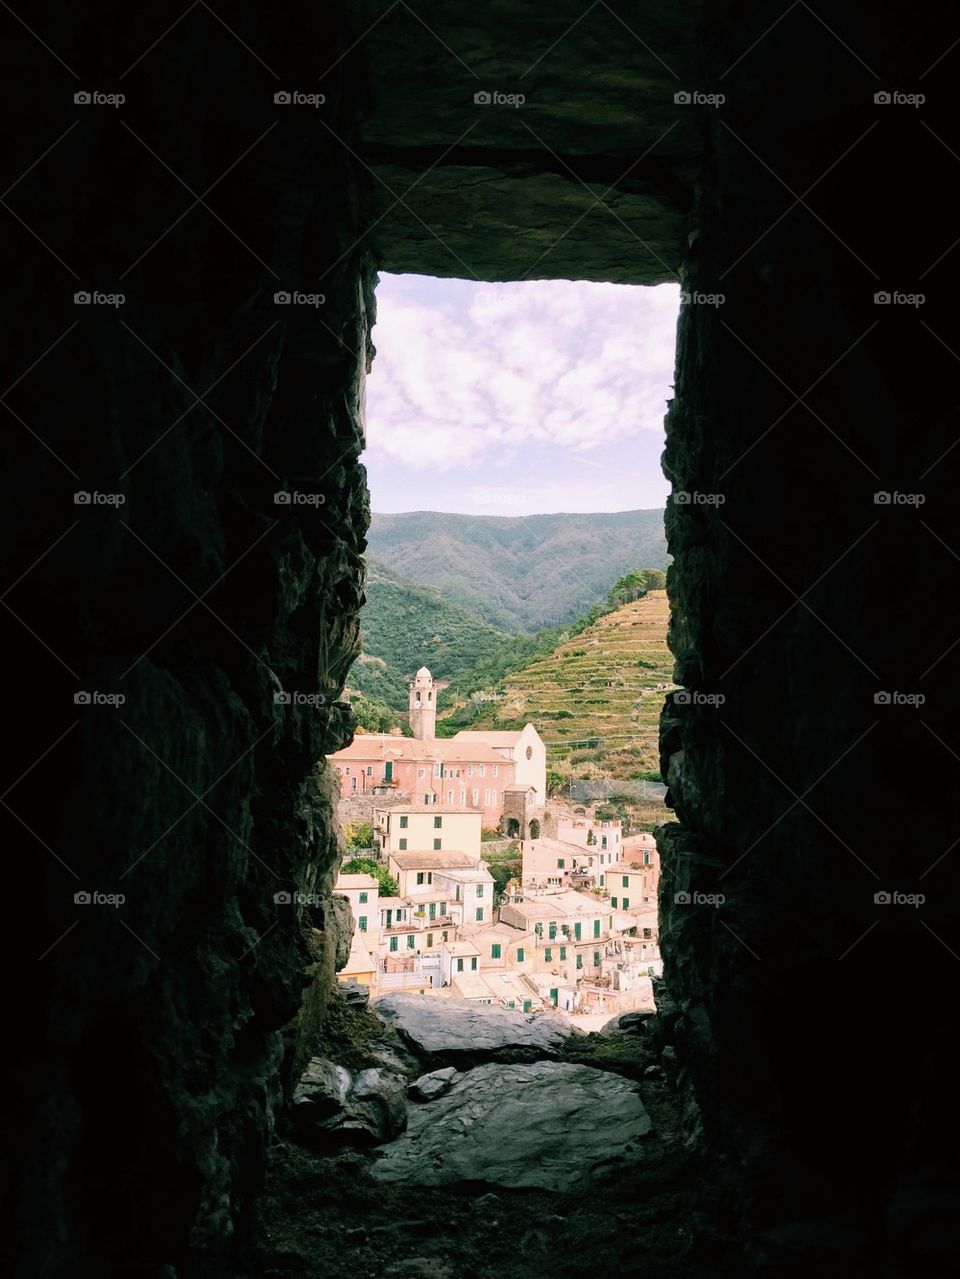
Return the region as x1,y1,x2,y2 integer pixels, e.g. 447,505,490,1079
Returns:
4,3,959,1276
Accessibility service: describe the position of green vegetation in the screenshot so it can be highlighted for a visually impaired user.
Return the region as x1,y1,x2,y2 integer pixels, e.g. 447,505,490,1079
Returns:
366,509,668,632
341,854,399,897
435,590,675,780
342,823,374,850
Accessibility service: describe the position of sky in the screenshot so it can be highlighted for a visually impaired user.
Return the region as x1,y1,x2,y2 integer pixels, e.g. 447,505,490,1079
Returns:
363,274,679,516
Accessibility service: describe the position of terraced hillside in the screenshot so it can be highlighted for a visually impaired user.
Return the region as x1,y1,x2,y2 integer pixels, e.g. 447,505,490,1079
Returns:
438,591,675,779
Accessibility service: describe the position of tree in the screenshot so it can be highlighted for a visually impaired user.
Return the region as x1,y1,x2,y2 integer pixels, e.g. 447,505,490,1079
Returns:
341,855,399,897
545,768,566,796
342,821,374,850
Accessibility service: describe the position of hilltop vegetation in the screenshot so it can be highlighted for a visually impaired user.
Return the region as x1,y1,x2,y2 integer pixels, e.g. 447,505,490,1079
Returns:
366,508,668,631
351,559,570,709
436,589,675,779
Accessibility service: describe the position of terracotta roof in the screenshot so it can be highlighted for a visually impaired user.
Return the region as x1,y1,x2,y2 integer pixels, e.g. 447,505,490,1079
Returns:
390,850,479,870
452,730,524,745
329,734,507,764
334,873,378,890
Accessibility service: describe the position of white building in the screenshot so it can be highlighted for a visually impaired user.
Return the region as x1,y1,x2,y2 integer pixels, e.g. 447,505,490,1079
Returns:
333,872,379,936
451,724,546,804
374,805,482,859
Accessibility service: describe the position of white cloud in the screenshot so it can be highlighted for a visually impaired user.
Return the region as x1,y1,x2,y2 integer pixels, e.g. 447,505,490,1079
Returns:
366,276,678,472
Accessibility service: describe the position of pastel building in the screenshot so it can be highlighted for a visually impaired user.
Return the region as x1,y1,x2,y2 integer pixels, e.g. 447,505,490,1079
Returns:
451,723,547,802
329,733,514,827
333,872,379,935
374,806,482,859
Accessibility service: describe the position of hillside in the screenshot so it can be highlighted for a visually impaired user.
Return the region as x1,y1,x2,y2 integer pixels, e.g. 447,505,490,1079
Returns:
351,559,559,708
437,590,675,779
367,508,668,631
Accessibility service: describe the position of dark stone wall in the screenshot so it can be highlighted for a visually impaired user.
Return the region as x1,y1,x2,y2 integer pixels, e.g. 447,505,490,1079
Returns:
660,3,960,1273
6,2,959,1276
1,7,373,1276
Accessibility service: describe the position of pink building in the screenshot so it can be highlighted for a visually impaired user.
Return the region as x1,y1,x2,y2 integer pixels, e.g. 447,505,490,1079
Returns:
327,733,516,827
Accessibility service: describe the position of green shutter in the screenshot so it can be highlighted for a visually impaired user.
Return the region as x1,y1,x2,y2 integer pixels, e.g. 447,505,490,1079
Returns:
491,943,502,958
517,947,525,962
594,919,601,938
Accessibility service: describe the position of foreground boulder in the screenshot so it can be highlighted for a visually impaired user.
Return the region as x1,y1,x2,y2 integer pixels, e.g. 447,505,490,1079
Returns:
374,995,573,1063
292,1058,407,1147
371,1061,652,1190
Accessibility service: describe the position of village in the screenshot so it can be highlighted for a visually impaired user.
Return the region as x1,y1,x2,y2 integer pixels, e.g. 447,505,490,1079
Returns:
328,665,661,1025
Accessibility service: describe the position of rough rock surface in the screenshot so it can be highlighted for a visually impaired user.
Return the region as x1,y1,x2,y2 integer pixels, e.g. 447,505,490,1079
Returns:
409,1067,459,1102
371,1061,652,1189
293,1058,407,1147
374,994,573,1061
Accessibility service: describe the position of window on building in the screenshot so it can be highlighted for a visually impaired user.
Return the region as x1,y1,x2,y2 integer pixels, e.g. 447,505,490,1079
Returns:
457,957,464,972
593,951,601,966
517,947,525,962
476,885,484,898
358,916,367,932
548,922,557,940
447,790,453,803
594,919,601,938
574,922,582,941
622,875,630,888
601,836,607,847
622,897,630,908
557,858,565,869
424,794,431,805
576,954,583,970
417,768,425,779
472,790,479,805
471,957,478,970
559,946,567,960
433,838,441,850
389,936,398,952
416,871,425,884
478,764,485,777
351,777,357,792
366,766,372,776
544,947,552,962
644,850,651,864
442,931,448,941
427,933,434,947
459,790,466,804
359,891,368,904
400,815,408,828
399,838,407,851
492,764,499,776
611,896,618,908
475,907,484,921
599,874,605,887
491,943,502,958
407,934,415,949
643,927,653,939
385,910,392,926
434,762,443,777
466,764,473,776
